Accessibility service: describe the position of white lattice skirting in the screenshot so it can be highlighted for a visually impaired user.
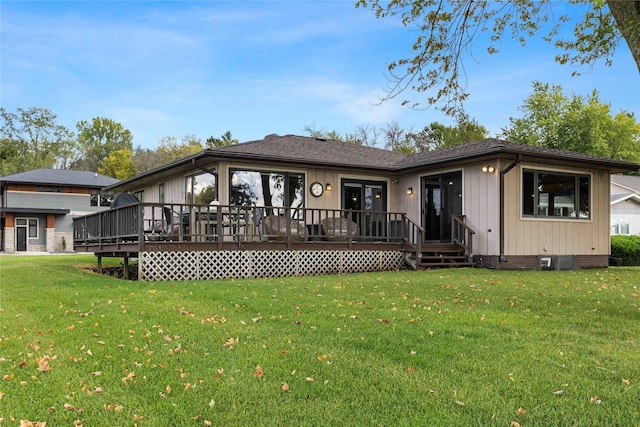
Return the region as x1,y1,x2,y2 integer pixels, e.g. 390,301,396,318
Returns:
139,250,405,281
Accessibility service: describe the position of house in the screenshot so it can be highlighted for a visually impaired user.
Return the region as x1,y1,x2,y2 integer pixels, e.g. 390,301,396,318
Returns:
610,174,640,235
0,169,119,253
74,136,639,280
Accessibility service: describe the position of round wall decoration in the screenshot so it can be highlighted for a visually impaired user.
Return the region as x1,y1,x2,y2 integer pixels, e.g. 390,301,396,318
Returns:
310,182,324,197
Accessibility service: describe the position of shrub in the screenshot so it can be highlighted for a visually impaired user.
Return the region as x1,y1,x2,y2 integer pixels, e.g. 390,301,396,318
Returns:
611,235,640,266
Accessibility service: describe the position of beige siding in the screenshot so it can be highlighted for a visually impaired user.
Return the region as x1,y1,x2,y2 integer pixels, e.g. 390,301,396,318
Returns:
462,162,500,255
503,162,610,256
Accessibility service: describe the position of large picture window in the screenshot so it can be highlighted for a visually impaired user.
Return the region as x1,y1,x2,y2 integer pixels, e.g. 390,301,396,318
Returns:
230,169,304,216
522,169,590,219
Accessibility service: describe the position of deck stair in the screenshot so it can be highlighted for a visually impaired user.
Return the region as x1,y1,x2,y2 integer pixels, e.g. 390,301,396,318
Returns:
408,243,475,269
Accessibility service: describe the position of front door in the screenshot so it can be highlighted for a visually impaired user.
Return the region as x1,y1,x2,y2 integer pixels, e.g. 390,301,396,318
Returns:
16,226,27,251
422,171,462,242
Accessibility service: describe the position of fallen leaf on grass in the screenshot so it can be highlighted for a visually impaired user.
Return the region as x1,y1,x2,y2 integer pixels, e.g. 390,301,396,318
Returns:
63,403,75,411
20,421,47,427
280,383,290,392
3,374,14,381
455,401,465,406
254,365,264,378
553,390,564,396
510,422,521,427
516,407,526,415
622,378,630,385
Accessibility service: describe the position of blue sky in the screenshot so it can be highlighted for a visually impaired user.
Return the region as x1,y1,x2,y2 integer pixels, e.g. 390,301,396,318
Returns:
2,1,639,150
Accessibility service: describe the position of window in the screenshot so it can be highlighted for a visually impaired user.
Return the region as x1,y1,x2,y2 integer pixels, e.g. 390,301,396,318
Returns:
91,190,114,206
522,170,590,219
186,172,217,204
28,219,38,238
230,169,304,215
134,190,144,202
16,218,38,238
611,219,630,235
159,183,165,203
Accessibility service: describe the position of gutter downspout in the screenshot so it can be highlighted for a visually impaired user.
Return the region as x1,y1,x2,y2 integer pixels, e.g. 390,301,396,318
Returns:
499,154,522,263
192,158,219,201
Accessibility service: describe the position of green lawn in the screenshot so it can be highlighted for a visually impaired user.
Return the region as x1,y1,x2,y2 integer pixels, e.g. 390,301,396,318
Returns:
0,255,638,426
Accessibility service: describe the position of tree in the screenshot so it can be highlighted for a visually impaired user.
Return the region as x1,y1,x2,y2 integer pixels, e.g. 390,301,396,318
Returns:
132,134,204,174
0,107,75,175
99,149,135,180
501,81,640,163
356,0,640,114
76,117,133,172
410,111,490,151
206,131,238,148
303,124,364,144
156,134,203,164
382,120,416,153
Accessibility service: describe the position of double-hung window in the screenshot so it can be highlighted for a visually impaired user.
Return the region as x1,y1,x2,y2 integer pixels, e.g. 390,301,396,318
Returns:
522,170,590,219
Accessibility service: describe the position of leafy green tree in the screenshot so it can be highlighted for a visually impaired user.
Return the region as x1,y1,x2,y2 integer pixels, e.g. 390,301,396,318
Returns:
206,131,239,148
0,107,75,175
501,81,640,163
76,117,133,172
356,0,640,113
132,134,203,174
410,111,489,151
99,149,135,180
156,134,203,163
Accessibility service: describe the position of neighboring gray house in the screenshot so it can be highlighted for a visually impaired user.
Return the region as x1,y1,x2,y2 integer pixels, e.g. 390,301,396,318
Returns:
0,169,119,253
611,174,640,236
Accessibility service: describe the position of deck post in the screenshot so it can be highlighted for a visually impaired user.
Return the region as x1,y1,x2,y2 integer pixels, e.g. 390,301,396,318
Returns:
97,254,103,273
123,256,129,280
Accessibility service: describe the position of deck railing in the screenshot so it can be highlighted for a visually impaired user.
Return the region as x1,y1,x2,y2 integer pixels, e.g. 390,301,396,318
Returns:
451,214,475,257
73,202,424,252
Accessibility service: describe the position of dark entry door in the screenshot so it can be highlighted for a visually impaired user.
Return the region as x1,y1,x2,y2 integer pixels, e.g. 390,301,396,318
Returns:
16,227,27,251
422,171,462,242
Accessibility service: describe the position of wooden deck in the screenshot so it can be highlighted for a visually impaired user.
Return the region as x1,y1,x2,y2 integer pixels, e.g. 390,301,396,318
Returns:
73,203,474,279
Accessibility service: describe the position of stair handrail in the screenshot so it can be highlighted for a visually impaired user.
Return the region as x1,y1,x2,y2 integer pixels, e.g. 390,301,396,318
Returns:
451,214,475,258
401,214,424,269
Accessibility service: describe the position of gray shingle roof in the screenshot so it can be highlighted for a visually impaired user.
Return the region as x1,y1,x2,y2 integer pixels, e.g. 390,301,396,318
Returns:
104,135,640,191
0,169,119,188
395,139,639,171
209,136,638,173
206,134,407,170
611,174,640,193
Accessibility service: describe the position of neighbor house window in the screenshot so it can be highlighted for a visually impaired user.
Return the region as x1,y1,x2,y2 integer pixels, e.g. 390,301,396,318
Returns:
186,172,217,204
229,169,304,216
134,190,144,202
29,219,38,238
611,219,630,235
522,170,590,219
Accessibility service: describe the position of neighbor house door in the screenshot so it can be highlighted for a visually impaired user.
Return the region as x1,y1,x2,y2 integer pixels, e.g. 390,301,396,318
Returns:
16,226,27,251
422,171,462,242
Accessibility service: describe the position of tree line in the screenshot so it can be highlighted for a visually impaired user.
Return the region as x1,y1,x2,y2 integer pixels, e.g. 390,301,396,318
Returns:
2,81,639,180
